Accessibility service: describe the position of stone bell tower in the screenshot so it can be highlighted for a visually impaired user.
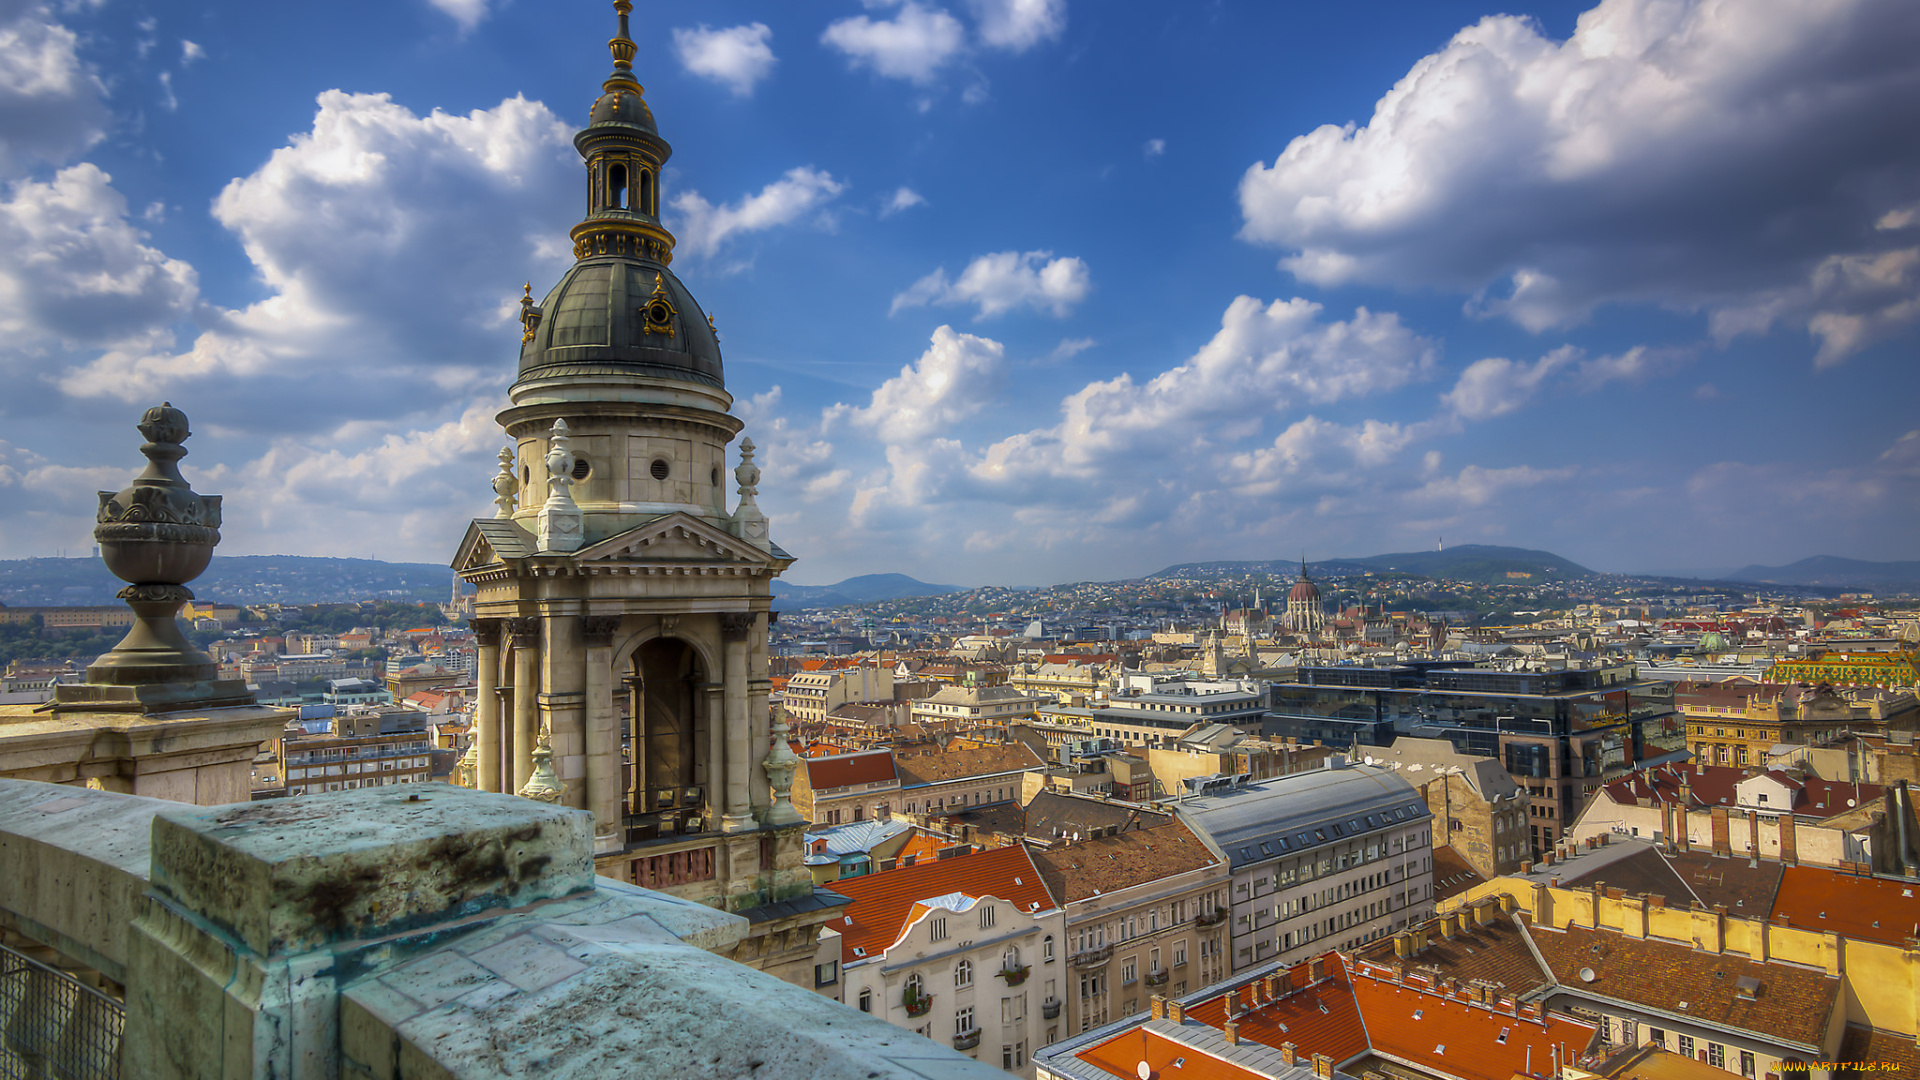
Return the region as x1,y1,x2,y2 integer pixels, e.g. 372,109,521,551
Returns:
451,1,827,985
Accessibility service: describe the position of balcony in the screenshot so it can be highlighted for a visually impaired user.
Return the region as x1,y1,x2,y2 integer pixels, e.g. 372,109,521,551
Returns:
1144,969,1169,987
953,1029,981,1051
1195,908,1227,928
1069,945,1113,970
904,990,934,1018
998,964,1031,986
1042,998,1062,1019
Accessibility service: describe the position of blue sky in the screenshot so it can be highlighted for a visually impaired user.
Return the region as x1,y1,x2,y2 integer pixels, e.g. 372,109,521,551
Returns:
0,0,1915,587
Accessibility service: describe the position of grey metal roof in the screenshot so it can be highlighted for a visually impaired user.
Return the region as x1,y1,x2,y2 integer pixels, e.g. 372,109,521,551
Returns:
472,519,535,561
1171,763,1429,870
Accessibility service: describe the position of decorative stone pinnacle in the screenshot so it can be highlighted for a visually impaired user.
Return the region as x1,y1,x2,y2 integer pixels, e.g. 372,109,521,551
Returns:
734,438,760,499
492,445,519,519
728,437,769,545
536,418,584,553
764,709,804,827
518,730,565,803
55,402,253,713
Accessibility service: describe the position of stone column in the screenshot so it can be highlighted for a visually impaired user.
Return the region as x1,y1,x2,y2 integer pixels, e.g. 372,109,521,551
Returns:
542,613,587,811
509,617,541,793
474,619,502,793
582,615,624,849
720,612,754,833
748,612,772,818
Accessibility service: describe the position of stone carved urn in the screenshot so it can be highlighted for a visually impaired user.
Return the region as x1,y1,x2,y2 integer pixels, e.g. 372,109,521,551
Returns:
58,403,252,711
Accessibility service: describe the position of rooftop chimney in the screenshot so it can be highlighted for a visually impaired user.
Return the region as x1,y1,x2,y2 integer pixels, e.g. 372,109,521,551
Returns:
1151,995,1166,1020
1312,1053,1335,1078
1280,1042,1298,1066
1223,1020,1240,1045
1167,1000,1186,1023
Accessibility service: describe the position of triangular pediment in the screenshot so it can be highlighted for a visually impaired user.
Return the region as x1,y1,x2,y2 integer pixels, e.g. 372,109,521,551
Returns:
452,518,535,573
574,512,774,567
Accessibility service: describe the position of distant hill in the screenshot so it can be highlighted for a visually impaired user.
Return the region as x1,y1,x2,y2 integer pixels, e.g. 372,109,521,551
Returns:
1725,555,1920,595
1152,544,1593,585
772,573,963,610
0,556,454,606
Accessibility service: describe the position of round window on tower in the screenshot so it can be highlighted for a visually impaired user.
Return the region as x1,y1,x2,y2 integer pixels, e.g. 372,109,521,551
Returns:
650,458,670,481
648,301,672,326
571,457,590,481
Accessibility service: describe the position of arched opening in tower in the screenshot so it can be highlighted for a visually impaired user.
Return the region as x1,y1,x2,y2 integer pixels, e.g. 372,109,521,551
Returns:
609,163,629,210
638,171,653,216
627,635,708,838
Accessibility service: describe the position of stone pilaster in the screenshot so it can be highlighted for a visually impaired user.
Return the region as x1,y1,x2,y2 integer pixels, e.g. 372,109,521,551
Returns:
508,617,541,793
720,612,754,833
582,614,624,849
473,619,502,793
540,612,586,811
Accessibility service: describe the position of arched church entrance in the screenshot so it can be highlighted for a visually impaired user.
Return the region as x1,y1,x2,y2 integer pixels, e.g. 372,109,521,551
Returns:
626,636,709,840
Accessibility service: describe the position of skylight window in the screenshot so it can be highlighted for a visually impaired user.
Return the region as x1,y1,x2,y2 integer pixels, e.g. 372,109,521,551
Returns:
1413,1010,1423,1020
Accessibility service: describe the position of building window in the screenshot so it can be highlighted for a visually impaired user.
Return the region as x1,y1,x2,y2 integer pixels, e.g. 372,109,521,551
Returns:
1651,1029,1666,1050
955,1006,975,1036
1740,1051,1756,1078
815,960,838,987
980,906,997,930
1679,1035,1695,1058
930,918,948,942
1121,959,1137,985
1043,935,1055,962
858,988,872,1012
1708,1044,1725,1070
955,959,972,988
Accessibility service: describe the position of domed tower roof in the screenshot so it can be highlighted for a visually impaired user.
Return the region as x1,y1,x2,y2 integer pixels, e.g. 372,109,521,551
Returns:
1288,557,1321,603
511,0,725,399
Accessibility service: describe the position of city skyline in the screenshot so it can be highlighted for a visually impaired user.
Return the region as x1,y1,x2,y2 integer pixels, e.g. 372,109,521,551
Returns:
0,0,1915,588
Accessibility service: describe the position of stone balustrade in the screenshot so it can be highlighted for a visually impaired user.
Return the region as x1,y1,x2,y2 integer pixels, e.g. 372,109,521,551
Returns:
0,778,1004,1079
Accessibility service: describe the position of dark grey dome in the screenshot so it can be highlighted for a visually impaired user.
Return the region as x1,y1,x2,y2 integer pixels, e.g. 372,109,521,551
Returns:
517,258,723,389
586,85,656,134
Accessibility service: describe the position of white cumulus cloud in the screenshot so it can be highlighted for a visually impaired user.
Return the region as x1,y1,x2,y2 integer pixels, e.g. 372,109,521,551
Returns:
673,23,776,97
881,186,926,217
425,0,490,33
965,0,1065,51
1238,0,1920,363
61,89,576,408
821,1,966,84
837,325,1007,445
671,166,847,259
891,249,1091,319
0,1,108,175
0,164,198,353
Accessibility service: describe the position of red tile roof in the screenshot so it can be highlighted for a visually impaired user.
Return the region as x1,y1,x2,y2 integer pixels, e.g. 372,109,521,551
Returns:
803,749,898,791
1078,1028,1268,1080
1349,963,1595,1080
1770,865,1920,947
828,844,1057,965
1598,763,1881,817
1185,958,1369,1064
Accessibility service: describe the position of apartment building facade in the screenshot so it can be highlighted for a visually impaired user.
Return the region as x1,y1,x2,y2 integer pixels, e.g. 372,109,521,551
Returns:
823,844,1066,1077
1173,761,1436,973
1028,819,1231,1035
